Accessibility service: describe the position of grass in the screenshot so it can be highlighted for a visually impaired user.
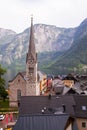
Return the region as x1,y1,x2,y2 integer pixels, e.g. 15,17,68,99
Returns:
0,99,18,113
0,99,9,108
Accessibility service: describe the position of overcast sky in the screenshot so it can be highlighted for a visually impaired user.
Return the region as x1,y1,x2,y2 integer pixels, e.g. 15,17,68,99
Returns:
0,0,87,33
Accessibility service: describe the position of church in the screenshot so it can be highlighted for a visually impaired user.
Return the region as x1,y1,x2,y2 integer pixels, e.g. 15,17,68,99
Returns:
8,17,47,107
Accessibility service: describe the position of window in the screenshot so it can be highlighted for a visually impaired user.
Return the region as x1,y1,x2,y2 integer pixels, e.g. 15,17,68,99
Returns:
29,67,34,73
17,89,21,101
18,79,20,82
82,106,86,110
82,122,86,128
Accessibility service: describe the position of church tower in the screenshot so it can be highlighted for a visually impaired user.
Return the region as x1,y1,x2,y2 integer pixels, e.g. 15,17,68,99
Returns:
26,16,39,96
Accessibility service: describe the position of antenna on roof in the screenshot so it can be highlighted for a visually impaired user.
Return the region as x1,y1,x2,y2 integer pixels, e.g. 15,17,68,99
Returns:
62,104,66,113
48,94,51,100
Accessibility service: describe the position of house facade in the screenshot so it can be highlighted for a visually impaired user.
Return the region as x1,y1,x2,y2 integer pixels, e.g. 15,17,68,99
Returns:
76,118,87,130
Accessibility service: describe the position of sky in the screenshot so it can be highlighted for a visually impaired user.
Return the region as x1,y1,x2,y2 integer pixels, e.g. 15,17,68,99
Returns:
0,0,87,33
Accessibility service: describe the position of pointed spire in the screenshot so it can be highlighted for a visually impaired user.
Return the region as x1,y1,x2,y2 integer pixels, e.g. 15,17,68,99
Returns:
31,14,33,25
27,15,36,61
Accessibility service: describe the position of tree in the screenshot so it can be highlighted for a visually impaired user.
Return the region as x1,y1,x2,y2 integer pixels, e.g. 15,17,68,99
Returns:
0,64,8,101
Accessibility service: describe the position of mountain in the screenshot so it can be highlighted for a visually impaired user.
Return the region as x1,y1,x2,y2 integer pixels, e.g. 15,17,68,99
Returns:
0,28,16,44
0,24,76,65
0,24,76,83
0,18,87,83
43,18,87,75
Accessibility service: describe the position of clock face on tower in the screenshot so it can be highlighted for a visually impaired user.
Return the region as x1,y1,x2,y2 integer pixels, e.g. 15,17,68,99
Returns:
28,59,34,65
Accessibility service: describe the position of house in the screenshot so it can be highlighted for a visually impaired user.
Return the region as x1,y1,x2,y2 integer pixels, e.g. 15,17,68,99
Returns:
51,76,64,95
52,76,82,95
13,95,78,130
73,95,87,130
38,71,47,95
63,74,78,88
77,75,87,93
13,94,87,130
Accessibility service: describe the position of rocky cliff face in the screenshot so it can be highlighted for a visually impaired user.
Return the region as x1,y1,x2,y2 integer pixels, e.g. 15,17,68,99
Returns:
0,24,76,65
0,18,87,82
0,28,16,44
44,18,87,75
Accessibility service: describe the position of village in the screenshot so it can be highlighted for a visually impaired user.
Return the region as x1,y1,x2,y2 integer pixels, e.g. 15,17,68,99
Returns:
1,17,87,130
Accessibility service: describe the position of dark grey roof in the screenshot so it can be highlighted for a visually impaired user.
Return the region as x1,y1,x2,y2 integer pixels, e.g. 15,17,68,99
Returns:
63,86,71,95
73,95,87,118
19,95,75,116
77,75,87,80
19,95,87,118
63,87,82,95
63,74,78,81
54,86,64,94
13,114,70,130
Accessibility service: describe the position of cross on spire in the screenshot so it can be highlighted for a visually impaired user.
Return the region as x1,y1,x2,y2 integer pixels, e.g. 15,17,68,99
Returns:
31,14,33,25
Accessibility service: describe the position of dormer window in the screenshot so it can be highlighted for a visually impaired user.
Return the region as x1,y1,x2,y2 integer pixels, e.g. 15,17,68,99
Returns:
82,106,86,111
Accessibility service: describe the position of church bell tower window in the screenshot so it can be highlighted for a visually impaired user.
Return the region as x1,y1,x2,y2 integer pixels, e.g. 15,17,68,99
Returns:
29,67,34,74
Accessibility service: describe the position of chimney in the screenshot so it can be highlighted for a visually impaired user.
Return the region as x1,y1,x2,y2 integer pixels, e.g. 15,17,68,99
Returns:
62,104,66,113
48,94,51,100
18,100,20,108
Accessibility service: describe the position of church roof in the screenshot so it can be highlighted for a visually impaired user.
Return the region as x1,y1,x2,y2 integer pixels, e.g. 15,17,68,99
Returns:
9,71,46,83
9,71,26,82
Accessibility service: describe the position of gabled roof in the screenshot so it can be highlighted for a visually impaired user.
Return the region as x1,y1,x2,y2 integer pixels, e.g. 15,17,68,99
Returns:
54,86,64,94
19,95,87,119
63,86,82,95
9,71,45,83
63,74,78,81
9,71,26,82
63,86,71,95
13,114,71,130
19,95,75,116
77,75,87,80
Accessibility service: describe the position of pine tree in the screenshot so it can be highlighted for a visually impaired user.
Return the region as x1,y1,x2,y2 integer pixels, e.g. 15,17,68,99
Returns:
0,64,8,101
